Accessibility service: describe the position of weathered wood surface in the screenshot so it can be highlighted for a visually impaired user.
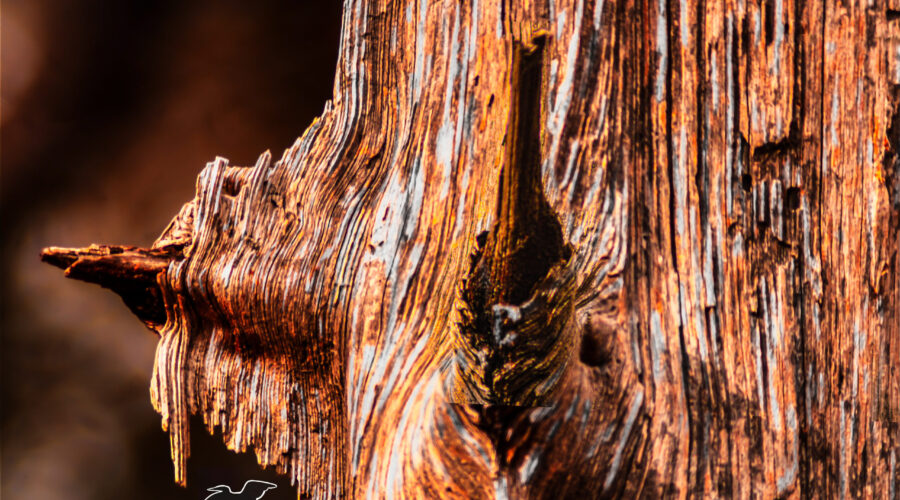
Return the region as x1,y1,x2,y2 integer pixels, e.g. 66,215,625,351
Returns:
42,0,900,498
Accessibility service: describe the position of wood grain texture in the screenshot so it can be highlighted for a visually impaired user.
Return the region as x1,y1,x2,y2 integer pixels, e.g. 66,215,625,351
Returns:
42,0,899,498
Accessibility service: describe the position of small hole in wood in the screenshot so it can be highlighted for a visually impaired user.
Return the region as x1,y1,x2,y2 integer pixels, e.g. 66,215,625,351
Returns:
785,187,801,211
580,315,615,368
475,230,489,249
580,330,612,368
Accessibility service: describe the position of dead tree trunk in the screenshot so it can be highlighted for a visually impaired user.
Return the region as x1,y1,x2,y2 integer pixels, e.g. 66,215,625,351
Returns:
42,0,900,498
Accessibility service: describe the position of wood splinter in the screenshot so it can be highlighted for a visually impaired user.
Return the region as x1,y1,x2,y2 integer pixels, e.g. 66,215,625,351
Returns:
41,244,180,328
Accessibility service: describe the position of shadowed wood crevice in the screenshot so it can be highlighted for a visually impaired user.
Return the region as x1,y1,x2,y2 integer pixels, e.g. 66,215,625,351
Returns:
473,33,569,306
882,84,900,213
454,32,577,406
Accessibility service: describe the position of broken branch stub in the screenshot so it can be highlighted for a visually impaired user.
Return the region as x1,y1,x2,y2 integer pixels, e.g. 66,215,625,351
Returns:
40,244,180,328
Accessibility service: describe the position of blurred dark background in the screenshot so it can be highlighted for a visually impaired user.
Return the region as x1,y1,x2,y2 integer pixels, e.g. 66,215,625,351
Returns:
1,1,342,498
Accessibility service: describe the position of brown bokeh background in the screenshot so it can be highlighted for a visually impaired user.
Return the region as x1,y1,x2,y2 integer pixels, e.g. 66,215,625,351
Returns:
1,1,342,498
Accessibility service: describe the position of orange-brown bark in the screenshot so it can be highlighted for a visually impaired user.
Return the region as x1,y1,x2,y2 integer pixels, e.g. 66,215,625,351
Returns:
42,0,899,498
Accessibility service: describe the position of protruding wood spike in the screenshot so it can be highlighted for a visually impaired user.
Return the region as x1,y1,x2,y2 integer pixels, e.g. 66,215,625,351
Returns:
41,244,179,328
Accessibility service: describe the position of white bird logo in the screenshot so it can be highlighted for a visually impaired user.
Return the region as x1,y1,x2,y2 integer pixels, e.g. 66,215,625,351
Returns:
203,480,277,500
